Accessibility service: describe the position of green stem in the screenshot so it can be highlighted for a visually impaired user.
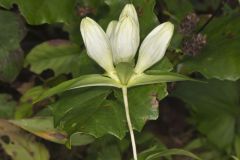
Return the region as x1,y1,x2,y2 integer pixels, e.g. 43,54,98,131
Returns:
122,87,137,160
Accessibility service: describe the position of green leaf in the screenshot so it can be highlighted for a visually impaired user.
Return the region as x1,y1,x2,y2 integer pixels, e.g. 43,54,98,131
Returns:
36,74,121,103
147,149,201,160
10,117,95,146
137,145,201,160
179,13,240,81
25,40,82,76
98,0,124,30
51,83,168,139
191,0,221,11
69,132,95,146
132,0,158,38
235,135,240,159
68,74,121,89
52,88,126,139
0,10,25,82
145,57,173,74
10,117,67,144
14,86,46,119
127,72,192,88
95,145,122,160
136,145,167,160
172,79,239,149
0,0,77,25
163,0,193,23
86,135,125,160
20,86,45,103
64,0,108,44
0,0,16,9
0,120,49,160
115,84,168,131
161,0,194,49
232,156,239,160
77,50,102,76
0,94,16,119
14,103,33,119
184,138,229,160
64,20,83,44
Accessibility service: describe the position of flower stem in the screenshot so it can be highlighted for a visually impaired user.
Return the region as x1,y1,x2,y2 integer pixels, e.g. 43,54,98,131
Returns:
122,87,137,160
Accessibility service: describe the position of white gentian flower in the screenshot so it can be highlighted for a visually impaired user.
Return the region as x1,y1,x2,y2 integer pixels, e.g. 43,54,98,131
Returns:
37,4,183,160
76,4,175,160
80,3,174,82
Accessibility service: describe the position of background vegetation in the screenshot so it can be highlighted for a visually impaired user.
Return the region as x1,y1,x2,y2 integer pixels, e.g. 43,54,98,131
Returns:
0,0,239,159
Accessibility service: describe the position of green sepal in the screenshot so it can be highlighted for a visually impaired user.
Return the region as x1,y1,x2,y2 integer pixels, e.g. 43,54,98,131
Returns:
127,72,195,88
35,74,121,103
115,62,134,85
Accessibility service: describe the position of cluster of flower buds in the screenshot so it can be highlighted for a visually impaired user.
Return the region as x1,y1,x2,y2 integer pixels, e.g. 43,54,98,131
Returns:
179,12,207,57
182,33,207,57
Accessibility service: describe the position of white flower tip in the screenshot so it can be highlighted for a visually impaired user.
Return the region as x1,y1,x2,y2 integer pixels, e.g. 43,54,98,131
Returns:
124,4,136,12
80,17,95,28
120,4,138,22
81,17,90,25
162,21,174,33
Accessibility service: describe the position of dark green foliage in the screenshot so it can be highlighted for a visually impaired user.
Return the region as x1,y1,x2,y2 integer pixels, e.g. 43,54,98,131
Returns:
0,0,240,160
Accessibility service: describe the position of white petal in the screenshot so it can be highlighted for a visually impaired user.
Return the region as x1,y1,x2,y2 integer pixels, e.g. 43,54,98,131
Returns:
106,20,118,38
111,16,140,64
80,17,115,73
134,22,174,74
119,4,138,24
